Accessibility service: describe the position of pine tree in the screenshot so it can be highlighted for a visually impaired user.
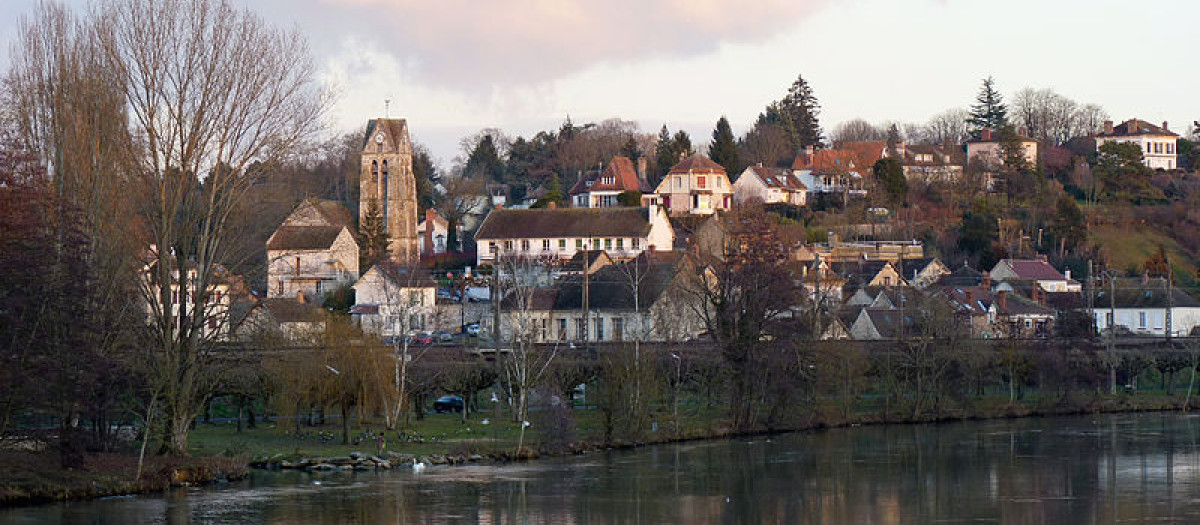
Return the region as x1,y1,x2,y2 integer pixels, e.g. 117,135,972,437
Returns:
708,116,741,175
672,130,693,157
620,136,642,160
464,134,505,182
885,124,903,157
757,74,824,151
968,76,1008,137
653,125,675,188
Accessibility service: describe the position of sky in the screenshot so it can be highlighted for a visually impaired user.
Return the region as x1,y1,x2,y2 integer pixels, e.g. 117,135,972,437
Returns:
2,0,1197,168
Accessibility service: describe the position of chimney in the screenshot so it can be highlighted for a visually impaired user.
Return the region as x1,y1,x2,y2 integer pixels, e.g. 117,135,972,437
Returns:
1129,120,1138,133
1103,120,1114,134
424,209,437,254
1163,121,1170,132
981,128,993,141
637,157,648,180
997,290,1007,311
982,271,991,289
1064,269,1071,281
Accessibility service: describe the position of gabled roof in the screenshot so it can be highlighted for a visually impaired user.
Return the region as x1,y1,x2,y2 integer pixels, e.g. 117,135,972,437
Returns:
993,259,1067,282
363,118,411,149
475,207,656,240
744,165,807,190
938,263,984,287
568,156,651,195
1097,119,1178,138
1094,277,1200,308
552,255,685,311
361,261,438,289
259,298,326,324
267,225,347,251
669,154,726,174
306,199,354,229
792,149,861,171
501,288,559,311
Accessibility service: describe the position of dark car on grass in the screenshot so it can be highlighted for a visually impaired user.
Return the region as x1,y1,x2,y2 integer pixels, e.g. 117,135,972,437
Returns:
433,395,464,413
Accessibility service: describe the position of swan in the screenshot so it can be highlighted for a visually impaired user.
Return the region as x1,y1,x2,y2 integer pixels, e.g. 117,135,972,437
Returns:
411,458,427,473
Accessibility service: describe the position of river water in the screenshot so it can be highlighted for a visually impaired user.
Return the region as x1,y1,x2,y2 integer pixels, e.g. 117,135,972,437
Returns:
4,412,1200,524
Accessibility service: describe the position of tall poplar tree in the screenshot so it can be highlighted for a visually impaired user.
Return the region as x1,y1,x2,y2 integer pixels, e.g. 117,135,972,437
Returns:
707,116,741,175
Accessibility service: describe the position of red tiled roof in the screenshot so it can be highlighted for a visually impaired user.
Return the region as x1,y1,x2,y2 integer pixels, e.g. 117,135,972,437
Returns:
791,149,860,172
569,156,651,195
475,207,654,240
669,154,726,174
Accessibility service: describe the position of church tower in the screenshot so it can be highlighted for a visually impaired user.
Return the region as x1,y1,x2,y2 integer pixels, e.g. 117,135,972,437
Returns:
361,118,419,262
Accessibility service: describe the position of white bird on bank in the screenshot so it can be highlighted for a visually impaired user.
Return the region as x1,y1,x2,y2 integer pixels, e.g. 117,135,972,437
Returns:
411,458,427,473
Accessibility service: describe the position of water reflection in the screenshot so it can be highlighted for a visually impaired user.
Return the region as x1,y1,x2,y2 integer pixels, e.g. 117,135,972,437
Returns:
5,413,1200,524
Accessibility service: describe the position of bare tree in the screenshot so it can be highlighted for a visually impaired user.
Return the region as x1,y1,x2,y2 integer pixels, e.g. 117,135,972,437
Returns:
92,0,327,455
923,108,970,146
494,253,559,451
831,118,883,144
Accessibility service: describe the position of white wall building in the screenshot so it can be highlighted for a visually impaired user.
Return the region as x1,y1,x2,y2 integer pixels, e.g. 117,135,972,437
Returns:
474,205,675,267
1094,119,1179,170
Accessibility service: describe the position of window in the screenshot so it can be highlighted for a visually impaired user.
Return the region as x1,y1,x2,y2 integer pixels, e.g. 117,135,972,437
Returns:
489,242,497,254
504,240,514,251
616,238,624,250
1139,312,1147,328
632,239,640,250
696,175,706,189
409,290,423,306
612,317,624,341
576,318,587,341
1106,312,1114,326
559,239,567,250
542,239,551,251
1168,143,1175,154
594,318,605,340
592,238,601,250
605,238,613,250
558,319,567,340
521,239,530,251
575,239,583,250
674,176,682,189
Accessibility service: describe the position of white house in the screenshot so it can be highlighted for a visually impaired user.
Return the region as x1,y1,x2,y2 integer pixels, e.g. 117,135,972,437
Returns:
568,156,652,208
473,205,675,266
1094,119,1179,170
1092,277,1200,337
733,164,807,206
989,259,1082,293
266,199,359,300
350,261,440,339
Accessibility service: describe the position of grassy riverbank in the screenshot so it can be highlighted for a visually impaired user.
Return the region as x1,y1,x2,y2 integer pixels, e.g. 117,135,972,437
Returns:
2,390,1193,507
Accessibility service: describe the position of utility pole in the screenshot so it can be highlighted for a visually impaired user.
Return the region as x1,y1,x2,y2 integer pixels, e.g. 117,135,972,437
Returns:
1108,271,1116,395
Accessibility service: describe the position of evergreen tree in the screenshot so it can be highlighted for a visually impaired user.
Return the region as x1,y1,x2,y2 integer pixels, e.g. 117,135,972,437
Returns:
620,136,642,160
672,130,693,157
968,76,1008,137
708,116,741,175
757,74,824,151
885,124,903,157
358,198,389,269
653,125,675,187
412,145,437,212
872,157,907,208
463,134,505,182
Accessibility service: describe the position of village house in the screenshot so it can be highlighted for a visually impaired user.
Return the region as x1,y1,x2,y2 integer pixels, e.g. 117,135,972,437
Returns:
732,164,807,206
232,295,327,341
568,156,652,208
497,250,705,343
350,261,440,340
900,144,964,182
965,128,1038,169
418,208,460,254
647,154,734,215
473,205,675,267
1094,119,1179,170
139,253,243,341
266,199,359,300
1092,276,1200,337
989,258,1082,293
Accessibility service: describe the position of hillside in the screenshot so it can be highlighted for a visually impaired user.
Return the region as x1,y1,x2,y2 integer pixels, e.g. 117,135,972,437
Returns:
1090,224,1200,292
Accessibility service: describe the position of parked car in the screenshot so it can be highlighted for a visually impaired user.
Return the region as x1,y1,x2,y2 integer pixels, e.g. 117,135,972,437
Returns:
464,323,481,336
433,395,464,413
433,330,455,343
409,333,434,344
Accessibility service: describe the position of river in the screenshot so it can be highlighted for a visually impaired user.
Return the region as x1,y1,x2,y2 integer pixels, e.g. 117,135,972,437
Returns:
4,412,1200,524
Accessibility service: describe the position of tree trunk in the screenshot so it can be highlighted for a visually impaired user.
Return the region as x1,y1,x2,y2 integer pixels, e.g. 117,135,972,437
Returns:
341,403,350,445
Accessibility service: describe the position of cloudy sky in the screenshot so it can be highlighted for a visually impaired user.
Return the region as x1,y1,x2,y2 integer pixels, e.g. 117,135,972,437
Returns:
2,0,1197,167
